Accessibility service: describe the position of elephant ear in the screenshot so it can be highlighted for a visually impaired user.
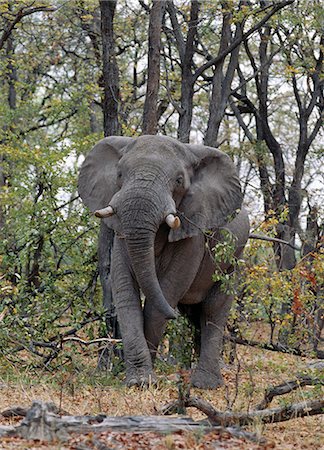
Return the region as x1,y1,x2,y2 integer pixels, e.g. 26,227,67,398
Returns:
78,136,133,213
169,144,243,242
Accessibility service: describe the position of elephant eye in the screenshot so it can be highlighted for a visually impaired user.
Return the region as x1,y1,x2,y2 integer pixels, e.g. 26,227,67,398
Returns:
116,170,123,186
175,174,184,186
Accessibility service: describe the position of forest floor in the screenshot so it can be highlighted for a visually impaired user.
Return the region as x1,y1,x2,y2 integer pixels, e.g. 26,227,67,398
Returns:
0,339,323,450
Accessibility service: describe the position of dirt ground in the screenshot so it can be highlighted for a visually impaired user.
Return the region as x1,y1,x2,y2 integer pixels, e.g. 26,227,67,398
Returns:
0,342,323,449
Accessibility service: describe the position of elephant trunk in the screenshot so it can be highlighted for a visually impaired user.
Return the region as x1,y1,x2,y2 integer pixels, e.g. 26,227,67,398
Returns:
118,192,177,320
125,231,177,320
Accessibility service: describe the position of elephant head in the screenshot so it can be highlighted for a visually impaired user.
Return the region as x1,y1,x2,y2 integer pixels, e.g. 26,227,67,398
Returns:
78,135,243,320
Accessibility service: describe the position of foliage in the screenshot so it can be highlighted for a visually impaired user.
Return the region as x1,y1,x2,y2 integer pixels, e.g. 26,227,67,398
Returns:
0,139,104,366
231,217,323,353
211,228,241,294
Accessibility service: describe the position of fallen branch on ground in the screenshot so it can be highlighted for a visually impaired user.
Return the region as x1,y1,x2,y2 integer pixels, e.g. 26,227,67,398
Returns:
165,397,324,426
226,333,324,359
161,374,324,427
0,401,265,445
256,375,323,410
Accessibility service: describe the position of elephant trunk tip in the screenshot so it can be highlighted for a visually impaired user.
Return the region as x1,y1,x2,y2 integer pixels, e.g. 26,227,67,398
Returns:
165,306,178,320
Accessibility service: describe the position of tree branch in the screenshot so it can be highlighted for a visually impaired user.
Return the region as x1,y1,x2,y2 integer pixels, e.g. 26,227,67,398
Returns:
0,5,56,51
184,397,324,426
193,0,294,81
256,375,323,410
249,233,301,250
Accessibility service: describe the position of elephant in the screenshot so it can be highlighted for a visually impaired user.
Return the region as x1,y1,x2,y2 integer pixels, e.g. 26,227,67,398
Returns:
78,135,249,389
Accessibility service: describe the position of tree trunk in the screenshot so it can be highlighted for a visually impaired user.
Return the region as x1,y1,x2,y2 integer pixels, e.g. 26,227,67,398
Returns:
98,0,121,368
177,0,199,143
204,3,243,147
100,0,120,137
0,34,17,231
142,0,165,135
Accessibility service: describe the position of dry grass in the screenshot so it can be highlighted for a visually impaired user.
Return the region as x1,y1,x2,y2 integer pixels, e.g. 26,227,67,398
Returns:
0,342,323,449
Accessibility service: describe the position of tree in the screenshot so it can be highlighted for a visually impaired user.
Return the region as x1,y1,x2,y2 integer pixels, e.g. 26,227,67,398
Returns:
231,0,323,269
142,0,165,135
166,0,200,142
100,0,120,136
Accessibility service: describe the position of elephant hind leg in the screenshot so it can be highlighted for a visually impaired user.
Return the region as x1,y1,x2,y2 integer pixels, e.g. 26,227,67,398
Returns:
191,286,233,389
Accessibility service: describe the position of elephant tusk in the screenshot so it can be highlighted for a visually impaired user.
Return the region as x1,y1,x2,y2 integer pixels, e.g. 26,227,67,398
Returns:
165,214,181,229
94,205,115,218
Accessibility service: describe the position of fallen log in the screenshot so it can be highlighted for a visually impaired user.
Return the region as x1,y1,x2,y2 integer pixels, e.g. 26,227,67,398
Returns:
1,401,264,444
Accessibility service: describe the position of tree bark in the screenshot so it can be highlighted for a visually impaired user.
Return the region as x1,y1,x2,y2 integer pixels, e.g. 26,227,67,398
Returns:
98,0,121,369
1,401,264,445
142,0,165,135
167,0,200,143
0,34,17,231
233,14,323,271
100,0,120,137
204,2,244,147
286,33,324,267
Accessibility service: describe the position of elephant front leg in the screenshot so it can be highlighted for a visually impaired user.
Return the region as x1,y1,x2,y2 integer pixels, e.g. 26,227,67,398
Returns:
191,287,233,389
111,238,155,387
144,302,168,362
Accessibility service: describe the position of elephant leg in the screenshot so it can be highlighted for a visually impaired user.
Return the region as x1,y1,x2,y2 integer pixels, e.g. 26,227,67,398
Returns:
191,286,233,389
111,238,155,387
143,302,168,362
144,235,205,361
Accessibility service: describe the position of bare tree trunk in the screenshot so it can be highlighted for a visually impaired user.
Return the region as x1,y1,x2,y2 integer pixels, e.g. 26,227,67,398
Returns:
142,0,165,135
98,0,121,369
0,34,17,231
204,2,244,147
286,34,324,267
230,7,323,349
167,0,199,143
100,0,120,137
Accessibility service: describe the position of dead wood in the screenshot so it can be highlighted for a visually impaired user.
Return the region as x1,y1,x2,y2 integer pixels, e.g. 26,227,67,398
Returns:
162,396,324,426
0,406,28,418
0,400,264,444
256,375,323,410
0,403,70,418
162,369,324,429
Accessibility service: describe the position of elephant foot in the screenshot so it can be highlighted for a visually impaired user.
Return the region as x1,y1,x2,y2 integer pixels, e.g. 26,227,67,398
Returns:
191,368,224,390
126,368,157,388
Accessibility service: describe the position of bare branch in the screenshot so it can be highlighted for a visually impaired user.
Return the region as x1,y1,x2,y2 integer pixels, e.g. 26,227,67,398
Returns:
249,233,301,250
184,397,324,426
61,336,121,346
193,0,294,81
256,375,323,410
0,5,56,51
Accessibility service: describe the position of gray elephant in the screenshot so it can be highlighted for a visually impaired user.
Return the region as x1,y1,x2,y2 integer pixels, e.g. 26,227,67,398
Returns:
78,135,249,389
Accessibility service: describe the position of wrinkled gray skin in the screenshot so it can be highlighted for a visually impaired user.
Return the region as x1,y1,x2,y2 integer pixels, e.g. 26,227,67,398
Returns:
78,135,249,389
